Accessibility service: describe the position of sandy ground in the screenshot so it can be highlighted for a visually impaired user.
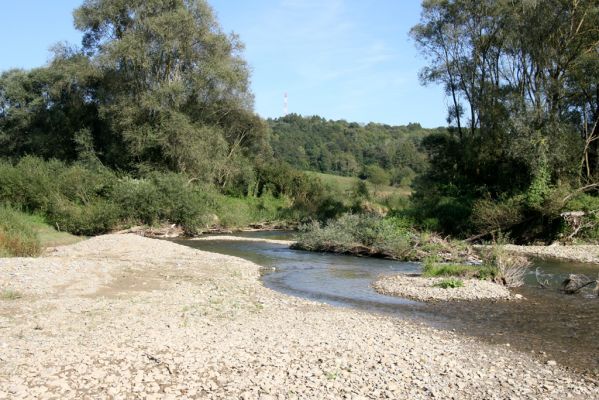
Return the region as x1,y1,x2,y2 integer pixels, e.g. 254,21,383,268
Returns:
0,234,597,399
193,235,294,246
373,275,513,302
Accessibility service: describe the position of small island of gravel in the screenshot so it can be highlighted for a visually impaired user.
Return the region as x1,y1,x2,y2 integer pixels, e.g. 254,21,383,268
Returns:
373,274,514,302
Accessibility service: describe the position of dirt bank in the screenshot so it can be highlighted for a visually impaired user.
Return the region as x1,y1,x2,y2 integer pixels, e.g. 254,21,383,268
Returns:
0,234,596,399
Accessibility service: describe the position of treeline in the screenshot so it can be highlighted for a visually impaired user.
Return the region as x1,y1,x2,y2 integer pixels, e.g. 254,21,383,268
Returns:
407,0,599,242
0,0,266,194
0,0,346,235
268,114,439,186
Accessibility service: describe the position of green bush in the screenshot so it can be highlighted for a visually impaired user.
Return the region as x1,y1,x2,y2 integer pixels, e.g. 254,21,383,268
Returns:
0,205,41,257
422,260,497,280
433,278,464,289
46,198,120,236
295,213,417,260
563,194,599,241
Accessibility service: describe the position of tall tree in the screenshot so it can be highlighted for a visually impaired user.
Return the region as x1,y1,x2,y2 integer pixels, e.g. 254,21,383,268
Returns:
72,0,268,180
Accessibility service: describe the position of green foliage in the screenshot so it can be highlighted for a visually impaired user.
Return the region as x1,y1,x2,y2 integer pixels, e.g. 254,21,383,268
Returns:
0,0,270,194
295,213,416,260
0,157,291,236
562,194,599,241
213,192,287,228
409,0,599,242
525,164,552,210
0,205,41,257
433,278,464,289
423,263,473,278
295,213,479,261
362,165,390,187
471,196,525,234
422,260,498,281
268,114,433,184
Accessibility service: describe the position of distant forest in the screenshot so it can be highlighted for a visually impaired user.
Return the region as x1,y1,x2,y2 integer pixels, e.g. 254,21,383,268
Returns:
268,114,442,186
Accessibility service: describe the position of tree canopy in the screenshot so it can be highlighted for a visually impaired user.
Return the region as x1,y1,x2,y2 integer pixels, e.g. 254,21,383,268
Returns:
410,0,599,239
0,0,269,188
268,114,437,186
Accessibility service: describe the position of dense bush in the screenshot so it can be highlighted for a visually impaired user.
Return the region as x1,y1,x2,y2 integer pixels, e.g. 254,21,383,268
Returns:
294,213,471,261
0,157,293,236
563,194,599,241
0,205,41,257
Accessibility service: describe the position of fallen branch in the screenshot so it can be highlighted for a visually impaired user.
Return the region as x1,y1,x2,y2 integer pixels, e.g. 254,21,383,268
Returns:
143,353,173,375
562,183,599,204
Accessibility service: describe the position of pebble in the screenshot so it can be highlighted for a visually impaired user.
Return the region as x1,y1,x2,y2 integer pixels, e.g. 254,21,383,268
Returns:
0,234,596,400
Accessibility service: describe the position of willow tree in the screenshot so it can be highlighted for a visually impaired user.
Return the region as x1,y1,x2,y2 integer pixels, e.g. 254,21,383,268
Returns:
72,0,269,182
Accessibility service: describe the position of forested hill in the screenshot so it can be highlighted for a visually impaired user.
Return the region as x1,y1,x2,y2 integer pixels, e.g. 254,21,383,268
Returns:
268,114,444,186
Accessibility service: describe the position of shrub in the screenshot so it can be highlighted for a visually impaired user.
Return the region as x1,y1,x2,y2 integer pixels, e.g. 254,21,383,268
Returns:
563,193,599,241
482,245,530,287
434,278,464,289
471,196,525,234
46,198,120,236
0,205,41,257
295,213,418,260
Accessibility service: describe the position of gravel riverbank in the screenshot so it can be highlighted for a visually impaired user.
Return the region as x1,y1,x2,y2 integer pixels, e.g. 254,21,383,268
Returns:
0,234,596,399
194,235,294,246
373,274,514,302
502,244,599,265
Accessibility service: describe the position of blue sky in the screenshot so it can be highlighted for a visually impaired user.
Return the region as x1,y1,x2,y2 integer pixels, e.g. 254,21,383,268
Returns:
0,0,447,127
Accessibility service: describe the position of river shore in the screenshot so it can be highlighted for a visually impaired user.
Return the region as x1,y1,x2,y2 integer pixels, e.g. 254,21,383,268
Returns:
502,244,599,265
0,234,596,399
373,275,514,302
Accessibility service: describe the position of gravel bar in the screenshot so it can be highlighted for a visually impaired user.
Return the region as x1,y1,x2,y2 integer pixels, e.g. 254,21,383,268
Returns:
373,274,514,302
502,244,599,265
0,234,596,399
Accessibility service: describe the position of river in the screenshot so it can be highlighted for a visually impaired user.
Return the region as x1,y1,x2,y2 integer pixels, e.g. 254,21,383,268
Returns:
173,231,599,376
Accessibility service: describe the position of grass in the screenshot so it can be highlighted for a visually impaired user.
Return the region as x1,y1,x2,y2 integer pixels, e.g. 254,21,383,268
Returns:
20,213,82,247
433,278,464,289
0,289,23,300
422,262,498,281
422,263,472,277
0,206,42,257
0,206,80,257
305,171,411,200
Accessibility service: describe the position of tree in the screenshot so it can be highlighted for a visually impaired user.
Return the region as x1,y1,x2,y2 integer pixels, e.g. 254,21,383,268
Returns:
410,0,599,239
70,0,267,180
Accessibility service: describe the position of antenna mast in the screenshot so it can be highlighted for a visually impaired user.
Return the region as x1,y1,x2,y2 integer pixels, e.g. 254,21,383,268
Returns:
283,92,288,116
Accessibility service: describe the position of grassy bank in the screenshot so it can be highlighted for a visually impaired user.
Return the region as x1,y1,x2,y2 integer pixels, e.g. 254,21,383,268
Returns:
0,206,42,257
0,206,80,257
306,171,411,211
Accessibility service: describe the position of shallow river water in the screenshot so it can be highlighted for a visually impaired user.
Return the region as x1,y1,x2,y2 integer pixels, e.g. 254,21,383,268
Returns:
174,231,599,376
